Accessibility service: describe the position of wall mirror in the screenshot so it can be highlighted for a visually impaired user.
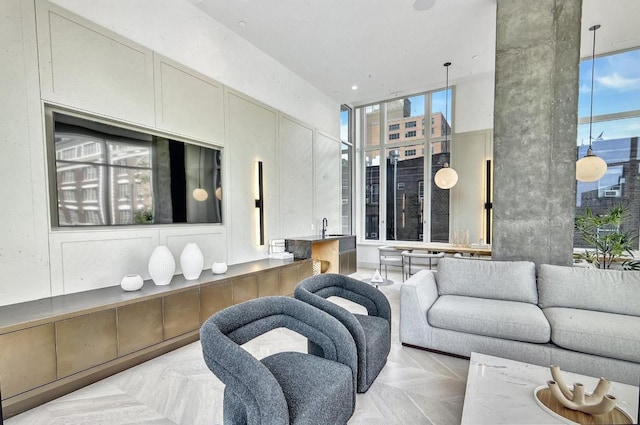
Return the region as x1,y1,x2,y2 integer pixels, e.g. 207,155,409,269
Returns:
48,109,222,227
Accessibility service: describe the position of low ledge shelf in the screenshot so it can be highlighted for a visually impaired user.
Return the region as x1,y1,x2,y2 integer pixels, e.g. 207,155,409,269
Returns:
0,257,313,419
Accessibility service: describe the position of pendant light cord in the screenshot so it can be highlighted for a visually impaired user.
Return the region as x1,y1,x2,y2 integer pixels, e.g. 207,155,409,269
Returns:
198,147,203,188
444,62,451,148
588,25,600,149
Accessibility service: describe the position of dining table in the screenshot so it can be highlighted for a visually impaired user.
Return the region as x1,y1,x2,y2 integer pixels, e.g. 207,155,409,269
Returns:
388,241,491,257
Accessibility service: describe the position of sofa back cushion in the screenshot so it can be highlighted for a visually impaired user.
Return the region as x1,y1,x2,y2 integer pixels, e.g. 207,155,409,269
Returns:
437,257,538,304
538,264,640,316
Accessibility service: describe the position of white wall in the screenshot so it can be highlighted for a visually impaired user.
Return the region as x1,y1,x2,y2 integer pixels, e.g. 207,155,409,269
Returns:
0,0,52,305
455,72,495,134
451,129,493,245
0,0,342,306
49,0,340,137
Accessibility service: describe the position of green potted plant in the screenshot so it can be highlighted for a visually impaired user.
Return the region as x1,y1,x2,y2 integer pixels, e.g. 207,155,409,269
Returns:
574,205,640,270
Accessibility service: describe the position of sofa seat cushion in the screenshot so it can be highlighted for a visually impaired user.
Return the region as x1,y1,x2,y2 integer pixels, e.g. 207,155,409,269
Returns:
261,351,354,424
544,307,640,363
427,295,550,343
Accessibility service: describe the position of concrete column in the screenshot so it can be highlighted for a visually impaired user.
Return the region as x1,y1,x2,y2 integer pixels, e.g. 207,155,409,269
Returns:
492,0,581,266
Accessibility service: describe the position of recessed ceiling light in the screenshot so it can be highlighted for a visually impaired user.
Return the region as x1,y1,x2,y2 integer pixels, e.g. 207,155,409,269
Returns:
611,38,636,45
472,55,480,60
351,85,358,90
413,0,435,12
237,21,247,27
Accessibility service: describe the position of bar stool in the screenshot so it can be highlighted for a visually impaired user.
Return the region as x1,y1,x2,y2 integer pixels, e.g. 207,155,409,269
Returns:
401,250,445,281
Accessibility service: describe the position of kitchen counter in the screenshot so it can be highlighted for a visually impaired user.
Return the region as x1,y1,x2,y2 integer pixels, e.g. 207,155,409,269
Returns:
285,235,357,275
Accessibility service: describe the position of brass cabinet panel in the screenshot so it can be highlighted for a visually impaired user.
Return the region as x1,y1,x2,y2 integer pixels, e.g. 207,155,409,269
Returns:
279,265,299,296
258,270,280,297
117,298,163,356
200,281,233,324
0,324,56,398
298,260,313,281
163,289,200,340
56,310,118,378
233,276,258,304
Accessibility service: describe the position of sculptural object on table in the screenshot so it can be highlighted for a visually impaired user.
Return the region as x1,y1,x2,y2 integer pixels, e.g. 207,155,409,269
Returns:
546,365,617,415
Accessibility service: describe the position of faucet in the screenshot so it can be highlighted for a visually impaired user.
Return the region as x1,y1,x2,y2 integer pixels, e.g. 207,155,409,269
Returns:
322,218,328,238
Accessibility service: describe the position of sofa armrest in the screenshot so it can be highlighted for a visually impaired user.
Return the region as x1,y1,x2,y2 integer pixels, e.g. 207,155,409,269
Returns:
400,270,439,347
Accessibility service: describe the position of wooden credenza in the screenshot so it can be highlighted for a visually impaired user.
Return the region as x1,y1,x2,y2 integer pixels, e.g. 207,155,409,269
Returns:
0,258,312,419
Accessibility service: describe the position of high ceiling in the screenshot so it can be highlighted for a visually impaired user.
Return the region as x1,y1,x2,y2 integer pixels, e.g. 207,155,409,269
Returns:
189,0,639,107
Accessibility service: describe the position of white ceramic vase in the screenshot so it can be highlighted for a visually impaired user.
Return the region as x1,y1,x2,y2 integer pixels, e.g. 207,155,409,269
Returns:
148,245,175,286
120,274,144,291
211,261,228,274
180,243,204,280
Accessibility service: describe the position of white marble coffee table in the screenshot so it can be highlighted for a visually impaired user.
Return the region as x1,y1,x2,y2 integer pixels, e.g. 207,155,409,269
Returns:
461,352,639,424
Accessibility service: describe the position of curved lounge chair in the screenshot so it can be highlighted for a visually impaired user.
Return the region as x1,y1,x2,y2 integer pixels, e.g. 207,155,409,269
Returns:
200,296,357,425
294,273,391,393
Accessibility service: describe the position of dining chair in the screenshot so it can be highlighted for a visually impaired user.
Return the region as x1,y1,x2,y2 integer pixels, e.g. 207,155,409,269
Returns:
378,246,403,279
401,250,445,280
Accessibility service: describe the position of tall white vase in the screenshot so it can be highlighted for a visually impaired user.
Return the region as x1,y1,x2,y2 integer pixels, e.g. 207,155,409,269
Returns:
180,243,204,280
148,245,175,286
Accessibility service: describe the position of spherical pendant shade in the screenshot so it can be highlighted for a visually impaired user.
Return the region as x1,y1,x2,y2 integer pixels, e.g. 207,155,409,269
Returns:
434,166,458,189
576,152,607,182
192,187,209,201
576,25,607,184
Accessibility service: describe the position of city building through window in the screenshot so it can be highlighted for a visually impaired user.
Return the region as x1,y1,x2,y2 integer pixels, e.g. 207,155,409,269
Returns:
359,89,453,242
574,47,640,249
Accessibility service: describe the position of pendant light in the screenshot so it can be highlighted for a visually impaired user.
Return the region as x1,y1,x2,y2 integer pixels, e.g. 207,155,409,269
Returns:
193,147,209,201
434,62,458,189
576,24,607,182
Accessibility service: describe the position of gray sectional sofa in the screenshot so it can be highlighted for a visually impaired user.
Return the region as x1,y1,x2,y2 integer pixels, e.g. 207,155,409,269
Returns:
400,257,640,385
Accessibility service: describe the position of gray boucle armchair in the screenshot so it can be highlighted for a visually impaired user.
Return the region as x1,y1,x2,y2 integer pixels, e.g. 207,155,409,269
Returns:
294,273,392,393
200,296,357,425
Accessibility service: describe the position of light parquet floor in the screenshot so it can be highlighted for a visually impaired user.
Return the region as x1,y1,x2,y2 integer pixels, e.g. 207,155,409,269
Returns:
6,268,469,425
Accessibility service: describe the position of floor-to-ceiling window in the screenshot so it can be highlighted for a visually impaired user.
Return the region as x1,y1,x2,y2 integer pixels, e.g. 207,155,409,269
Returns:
359,87,453,242
340,105,353,235
575,48,640,249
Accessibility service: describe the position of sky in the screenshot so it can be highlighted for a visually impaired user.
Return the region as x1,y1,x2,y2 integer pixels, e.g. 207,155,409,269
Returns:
577,48,640,144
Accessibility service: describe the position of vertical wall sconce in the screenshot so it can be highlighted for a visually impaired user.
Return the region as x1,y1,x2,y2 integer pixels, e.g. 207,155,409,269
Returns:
484,159,493,244
255,161,265,246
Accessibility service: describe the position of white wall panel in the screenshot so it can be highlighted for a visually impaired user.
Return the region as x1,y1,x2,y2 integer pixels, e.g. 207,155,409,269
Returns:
37,3,155,126
314,132,341,235
49,225,227,295
154,54,224,145
226,92,278,264
49,229,159,295
456,73,495,134
0,0,51,306
279,116,314,237
162,226,226,274
451,130,493,244
49,0,340,136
